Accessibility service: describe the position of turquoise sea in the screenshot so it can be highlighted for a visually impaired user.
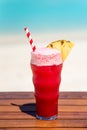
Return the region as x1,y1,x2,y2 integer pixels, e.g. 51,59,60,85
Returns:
0,0,87,35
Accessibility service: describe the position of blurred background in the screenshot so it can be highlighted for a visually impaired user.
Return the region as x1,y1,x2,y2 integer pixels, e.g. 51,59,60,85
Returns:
0,0,87,91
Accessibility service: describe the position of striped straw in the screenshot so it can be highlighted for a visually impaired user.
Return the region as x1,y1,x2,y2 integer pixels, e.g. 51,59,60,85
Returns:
24,27,36,51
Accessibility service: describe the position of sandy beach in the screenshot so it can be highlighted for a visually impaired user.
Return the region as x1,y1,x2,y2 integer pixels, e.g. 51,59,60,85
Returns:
1,0,87,92
0,34,87,92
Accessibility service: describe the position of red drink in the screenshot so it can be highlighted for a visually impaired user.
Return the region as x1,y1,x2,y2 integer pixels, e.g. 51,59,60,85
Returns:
30,48,63,120
31,64,62,120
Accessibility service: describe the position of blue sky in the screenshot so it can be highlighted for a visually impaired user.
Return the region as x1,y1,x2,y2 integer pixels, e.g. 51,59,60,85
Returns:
0,0,87,34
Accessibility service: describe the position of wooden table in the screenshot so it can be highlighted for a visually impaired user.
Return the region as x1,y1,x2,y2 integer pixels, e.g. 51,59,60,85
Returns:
0,92,87,130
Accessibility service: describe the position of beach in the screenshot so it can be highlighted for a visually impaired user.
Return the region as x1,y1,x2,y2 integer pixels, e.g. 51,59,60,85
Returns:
0,0,87,92
0,35,87,92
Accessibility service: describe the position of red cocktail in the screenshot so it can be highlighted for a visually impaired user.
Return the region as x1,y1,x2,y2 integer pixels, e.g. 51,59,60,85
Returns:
31,64,62,120
30,48,63,120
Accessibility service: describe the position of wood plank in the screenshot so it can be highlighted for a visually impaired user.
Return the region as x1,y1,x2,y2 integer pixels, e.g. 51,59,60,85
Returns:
0,112,87,120
59,99,87,105
0,119,87,128
0,105,87,112
0,92,34,99
0,99,35,106
0,92,87,99
1,99,87,106
59,112,87,119
59,92,87,99
1,128,87,130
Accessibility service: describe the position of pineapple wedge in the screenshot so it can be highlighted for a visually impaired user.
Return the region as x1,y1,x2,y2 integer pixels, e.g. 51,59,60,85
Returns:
47,40,74,61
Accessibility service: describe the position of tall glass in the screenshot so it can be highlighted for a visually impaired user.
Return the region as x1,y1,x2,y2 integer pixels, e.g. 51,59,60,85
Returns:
30,48,62,120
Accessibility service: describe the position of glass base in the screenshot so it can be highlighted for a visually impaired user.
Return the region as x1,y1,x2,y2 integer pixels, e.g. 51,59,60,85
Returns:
36,114,58,120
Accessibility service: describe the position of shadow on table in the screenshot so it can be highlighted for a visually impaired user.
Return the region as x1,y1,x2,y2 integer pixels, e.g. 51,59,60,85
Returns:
11,103,36,117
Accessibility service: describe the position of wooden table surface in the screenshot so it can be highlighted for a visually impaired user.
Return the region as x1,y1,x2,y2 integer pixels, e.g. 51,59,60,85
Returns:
0,92,87,130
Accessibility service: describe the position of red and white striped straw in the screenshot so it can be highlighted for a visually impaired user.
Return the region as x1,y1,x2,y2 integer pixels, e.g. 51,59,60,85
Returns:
24,27,36,51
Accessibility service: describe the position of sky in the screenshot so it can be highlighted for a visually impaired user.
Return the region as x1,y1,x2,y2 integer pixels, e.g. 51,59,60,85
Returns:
0,0,87,35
